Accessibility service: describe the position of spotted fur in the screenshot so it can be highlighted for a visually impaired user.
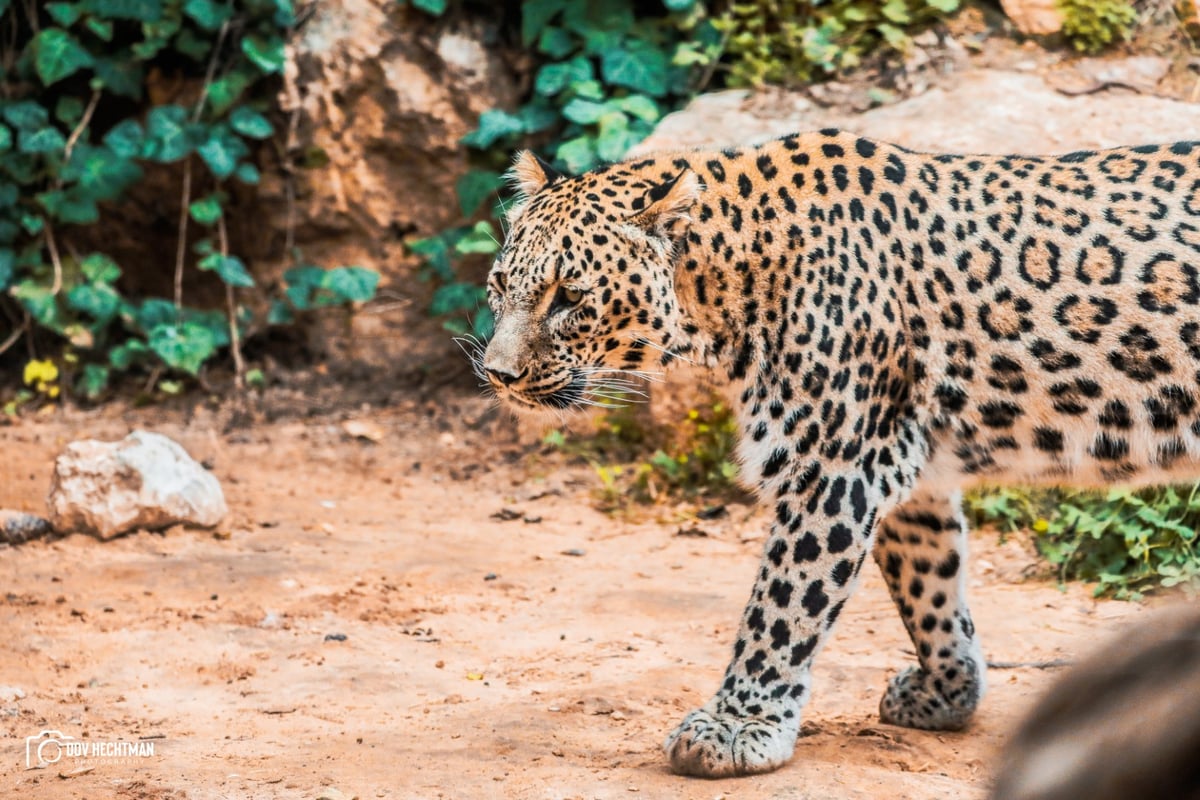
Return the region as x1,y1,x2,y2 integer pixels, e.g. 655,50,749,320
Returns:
479,132,1200,777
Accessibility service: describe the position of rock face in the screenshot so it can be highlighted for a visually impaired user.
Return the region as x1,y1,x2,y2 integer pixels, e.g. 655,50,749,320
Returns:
48,431,228,539
265,1,519,275
634,69,1200,157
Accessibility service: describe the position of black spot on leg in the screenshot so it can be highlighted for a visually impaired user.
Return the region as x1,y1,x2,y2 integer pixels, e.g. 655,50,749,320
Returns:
801,581,829,617
936,551,960,579
827,523,853,554
768,578,793,608
769,618,791,650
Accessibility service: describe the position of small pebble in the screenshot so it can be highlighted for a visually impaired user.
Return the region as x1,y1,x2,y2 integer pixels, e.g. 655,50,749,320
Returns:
324,633,347,642
561,548,586,557
484,573,498,581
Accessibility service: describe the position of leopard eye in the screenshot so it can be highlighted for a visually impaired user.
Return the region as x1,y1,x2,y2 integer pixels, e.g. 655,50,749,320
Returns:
492,271,507,293
551,285,586,314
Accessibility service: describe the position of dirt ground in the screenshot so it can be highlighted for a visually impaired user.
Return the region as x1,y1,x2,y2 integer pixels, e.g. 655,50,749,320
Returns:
0,391,1164,800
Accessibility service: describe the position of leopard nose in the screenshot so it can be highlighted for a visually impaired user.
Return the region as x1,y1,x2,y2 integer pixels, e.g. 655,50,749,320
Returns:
486,366,527,386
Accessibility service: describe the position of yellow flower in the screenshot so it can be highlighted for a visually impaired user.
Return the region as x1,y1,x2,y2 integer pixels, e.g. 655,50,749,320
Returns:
23,359,58,387
1032,518,1050,533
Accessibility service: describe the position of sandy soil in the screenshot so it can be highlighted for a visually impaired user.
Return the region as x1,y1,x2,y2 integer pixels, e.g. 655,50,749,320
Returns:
0,395,1157,800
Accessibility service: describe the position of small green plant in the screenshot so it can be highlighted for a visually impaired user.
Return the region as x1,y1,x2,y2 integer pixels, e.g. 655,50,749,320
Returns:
1058,0,1138,53
406,0,721,339
716,0,961,87
0,1,378,399
968,485,1200,599
544,393,742,510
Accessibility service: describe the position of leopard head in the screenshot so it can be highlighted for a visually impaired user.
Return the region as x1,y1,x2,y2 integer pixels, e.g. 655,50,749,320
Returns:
480,151,700,411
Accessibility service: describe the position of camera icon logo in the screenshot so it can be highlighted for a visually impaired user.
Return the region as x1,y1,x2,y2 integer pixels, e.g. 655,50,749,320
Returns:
25,730,75,768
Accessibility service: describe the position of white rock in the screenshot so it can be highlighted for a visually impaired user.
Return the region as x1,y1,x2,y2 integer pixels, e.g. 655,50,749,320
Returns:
47,431,227,539
634,70,1200,157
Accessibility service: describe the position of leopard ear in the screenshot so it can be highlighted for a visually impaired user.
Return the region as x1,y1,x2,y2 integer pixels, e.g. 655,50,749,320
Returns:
508,150,563,199
630,170,701,233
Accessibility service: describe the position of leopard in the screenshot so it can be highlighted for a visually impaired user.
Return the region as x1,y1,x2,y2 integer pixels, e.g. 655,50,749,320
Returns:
475,129,1200,778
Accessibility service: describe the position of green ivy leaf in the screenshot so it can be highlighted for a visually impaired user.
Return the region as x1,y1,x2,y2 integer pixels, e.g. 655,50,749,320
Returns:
538,26,576,59
431,281,485,317
81,0,163,20
85,16,114,41
2,101,49,131
601,39,669,96
103,119,143,158
46,3,83,26
406,234,455,282
522,0,567,45
65,143,143,198
55,96,85,127
234,162,261,184
81,252,121,283
595,111,639,161
534,56,593,97
67,283,121,322
454,220,500,255
881,0,912,24
109,338,151,369
925,0,959,11
663,0,695,10
91,56,143,98
36,188,99,224
615,94,660,122
142,105,193,162
410,0,447,14
461,109,526,149
18,126,66,154
183,0,233,30
77,363,110,400
148,321,217,375
33,28,95,87
11,282,67,333
196,124,248,179
267,299,294,325
189,195,223,224
134,297,179,333
562,98,608,125
0,248,13,290
555,135,597,173
173,27,212,61
229,106,274,139
205,70,252,116
455,169,505,217
242,33,286,73
322,266,379,302
0,125,10,153
517,102,559,133
199,252,255,287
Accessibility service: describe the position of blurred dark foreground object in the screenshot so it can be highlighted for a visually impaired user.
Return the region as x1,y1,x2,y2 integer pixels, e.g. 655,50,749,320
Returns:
991,605,1200,800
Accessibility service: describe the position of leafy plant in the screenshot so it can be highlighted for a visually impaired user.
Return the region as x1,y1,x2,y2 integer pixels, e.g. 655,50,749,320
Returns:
1058,0,1138,53
406,0,721,339
0,0,378,400
544,392,743,511
968,485,1200,599
716,0,961,87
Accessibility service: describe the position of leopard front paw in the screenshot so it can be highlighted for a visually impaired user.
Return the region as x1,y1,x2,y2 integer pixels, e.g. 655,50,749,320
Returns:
664,707,798,777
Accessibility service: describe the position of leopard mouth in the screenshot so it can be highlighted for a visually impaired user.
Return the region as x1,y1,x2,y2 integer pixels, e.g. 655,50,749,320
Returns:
529,375,588,409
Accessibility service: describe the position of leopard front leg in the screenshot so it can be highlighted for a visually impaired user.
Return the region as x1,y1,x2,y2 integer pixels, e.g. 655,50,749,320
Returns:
873,488,985,731
665,459,894,777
